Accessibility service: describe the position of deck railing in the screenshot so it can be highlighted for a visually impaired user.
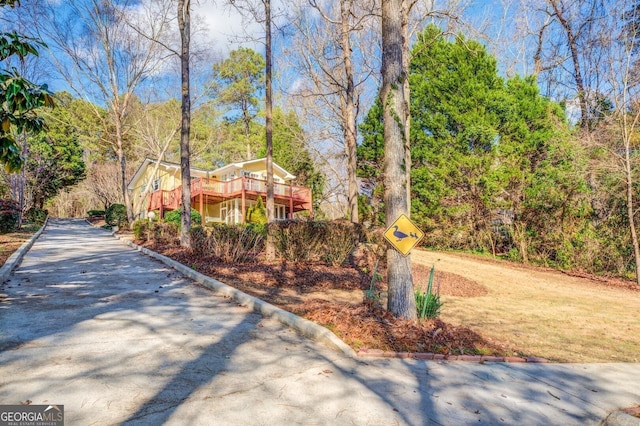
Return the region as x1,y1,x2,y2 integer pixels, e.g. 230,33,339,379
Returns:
148,176,312,212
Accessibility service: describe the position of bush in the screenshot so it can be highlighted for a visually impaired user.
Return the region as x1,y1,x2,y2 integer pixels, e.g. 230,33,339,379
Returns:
164,208,202,226
0,198,20,233
25,207,47,224
209,223,264,262
131,219,148,240
87,210,105,217
269,220,327,262
149,222,179,244
189,226,208,255
246,196,267,225
105,203,127,227
323,220,363,266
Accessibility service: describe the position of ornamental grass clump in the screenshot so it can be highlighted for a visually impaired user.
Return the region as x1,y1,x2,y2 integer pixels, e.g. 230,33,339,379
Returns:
415,265,443,319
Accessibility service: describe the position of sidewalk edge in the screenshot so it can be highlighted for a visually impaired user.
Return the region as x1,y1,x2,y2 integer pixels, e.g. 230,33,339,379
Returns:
115,235,358,359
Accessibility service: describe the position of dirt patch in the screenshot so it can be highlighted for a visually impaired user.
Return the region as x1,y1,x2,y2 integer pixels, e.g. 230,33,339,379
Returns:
0,228,37,266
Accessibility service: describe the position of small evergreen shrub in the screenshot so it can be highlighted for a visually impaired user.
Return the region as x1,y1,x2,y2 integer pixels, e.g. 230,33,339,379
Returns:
131,219,148,240
0,198,20,233
164,208,202,226
25,207,47,224
246,196,267,225
87,210,105,217
105,203,127,227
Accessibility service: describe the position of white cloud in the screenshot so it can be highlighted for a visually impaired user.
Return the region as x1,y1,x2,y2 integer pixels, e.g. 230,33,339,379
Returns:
193,2,263,54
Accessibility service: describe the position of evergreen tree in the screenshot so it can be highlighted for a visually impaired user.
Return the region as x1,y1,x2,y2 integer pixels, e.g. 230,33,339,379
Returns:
0,0,54,172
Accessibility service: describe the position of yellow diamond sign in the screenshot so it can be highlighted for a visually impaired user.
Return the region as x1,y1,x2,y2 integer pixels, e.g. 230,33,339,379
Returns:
384,214,424,256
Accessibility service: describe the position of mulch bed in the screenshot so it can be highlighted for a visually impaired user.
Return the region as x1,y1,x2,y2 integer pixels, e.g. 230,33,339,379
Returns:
141,240,516,357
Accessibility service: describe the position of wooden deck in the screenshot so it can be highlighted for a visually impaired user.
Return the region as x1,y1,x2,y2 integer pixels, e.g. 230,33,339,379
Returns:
147,176,313,220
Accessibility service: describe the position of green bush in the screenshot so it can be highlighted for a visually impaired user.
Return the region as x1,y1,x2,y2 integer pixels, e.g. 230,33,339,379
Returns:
415,265,443,319
25,207,47,224
131,219,148,240
164,208,202,226
246,196,267,225
87,210,105,217
0,198,20,233
105,203,127,227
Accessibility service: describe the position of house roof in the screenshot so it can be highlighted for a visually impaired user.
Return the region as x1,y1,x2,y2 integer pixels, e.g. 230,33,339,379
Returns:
127,157,296,190
127,158,210,190
211,158,296,180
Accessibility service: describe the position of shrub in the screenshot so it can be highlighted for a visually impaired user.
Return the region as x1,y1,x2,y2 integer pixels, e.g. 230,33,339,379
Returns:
87,210,105,217
105,203,127,227
131,219,148,240
323,220,364,266
209,223,264,262
415,265,443,319
164,208,202,226
269,220,327,262
0,198,20,233
246,196,267,225
148,222,179,244
25,207,47,224
189,226,208,255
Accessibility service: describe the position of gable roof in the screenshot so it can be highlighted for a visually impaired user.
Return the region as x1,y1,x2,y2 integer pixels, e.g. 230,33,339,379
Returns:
127,159,209,190
127,157,296,190
211,158,296,180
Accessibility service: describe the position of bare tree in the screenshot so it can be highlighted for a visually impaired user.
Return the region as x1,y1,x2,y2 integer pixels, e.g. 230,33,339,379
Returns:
31,0,172,224
382,0,416,319
285,0,379,223
225,0,278,258
592,0,640,285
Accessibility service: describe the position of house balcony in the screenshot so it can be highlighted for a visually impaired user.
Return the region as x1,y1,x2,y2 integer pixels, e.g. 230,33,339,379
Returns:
147,176,313,220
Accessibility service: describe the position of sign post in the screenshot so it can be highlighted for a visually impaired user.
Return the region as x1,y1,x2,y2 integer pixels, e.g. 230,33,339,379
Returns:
383,214,424,256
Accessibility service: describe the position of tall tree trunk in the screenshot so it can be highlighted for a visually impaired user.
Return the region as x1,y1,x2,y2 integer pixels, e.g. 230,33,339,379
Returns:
178,0,192,248
549,0,588,128
341,0,359,223
401,0,411,215
115,119,133,224
382,0,416,320
265,0,276,260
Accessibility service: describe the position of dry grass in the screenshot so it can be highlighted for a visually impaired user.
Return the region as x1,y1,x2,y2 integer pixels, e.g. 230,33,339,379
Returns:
0,225,38,267
412,250,640,362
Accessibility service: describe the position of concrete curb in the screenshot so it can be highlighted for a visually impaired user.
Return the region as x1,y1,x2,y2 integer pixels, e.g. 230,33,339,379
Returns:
600,411,640,426
0,218,48,284
113,234,358,359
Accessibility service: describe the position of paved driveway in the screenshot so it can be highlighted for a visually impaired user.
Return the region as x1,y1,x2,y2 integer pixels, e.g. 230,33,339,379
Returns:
1,218,639,425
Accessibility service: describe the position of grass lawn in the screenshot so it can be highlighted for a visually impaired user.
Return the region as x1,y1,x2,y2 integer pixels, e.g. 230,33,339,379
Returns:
413,250,640,363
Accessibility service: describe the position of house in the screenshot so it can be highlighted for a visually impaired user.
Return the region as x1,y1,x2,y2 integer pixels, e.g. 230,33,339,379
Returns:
127,158,313,224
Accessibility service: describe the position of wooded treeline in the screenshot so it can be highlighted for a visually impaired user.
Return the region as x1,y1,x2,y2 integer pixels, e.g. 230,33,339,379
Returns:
3,0,640,281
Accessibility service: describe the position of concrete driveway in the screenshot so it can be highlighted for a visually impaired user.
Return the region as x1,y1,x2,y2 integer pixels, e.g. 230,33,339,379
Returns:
1,218,639,425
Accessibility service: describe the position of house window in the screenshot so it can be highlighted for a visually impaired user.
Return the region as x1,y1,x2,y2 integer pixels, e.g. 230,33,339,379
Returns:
151,178,160,191
275,204,287,220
